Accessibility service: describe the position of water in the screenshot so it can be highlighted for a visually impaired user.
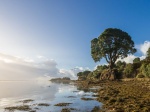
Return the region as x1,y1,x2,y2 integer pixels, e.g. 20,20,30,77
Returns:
0,80,101,112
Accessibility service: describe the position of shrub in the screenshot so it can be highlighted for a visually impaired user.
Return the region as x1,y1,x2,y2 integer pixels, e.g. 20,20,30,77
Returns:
133,57,140,63
136,73,145,78
123,64,134,78
140,63,150,78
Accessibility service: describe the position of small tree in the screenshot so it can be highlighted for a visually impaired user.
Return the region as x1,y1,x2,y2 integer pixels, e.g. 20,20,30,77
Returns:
133,57,140,63
96,65,108,72
116,61,126,74
116,61,126,68
91,28,136,71
123,64,134,78
77,71,91,80
140,63,150,78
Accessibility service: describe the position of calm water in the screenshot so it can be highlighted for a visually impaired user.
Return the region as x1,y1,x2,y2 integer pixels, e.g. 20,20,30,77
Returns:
0,80,101,112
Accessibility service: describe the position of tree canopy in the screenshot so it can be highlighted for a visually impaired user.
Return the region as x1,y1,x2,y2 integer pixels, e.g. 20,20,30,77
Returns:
133,57,140,63
91,28,136,70
147,47,150,58
77,71,91,77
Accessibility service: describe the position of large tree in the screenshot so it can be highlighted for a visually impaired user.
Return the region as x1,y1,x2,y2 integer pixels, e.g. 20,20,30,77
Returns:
91,28,136,70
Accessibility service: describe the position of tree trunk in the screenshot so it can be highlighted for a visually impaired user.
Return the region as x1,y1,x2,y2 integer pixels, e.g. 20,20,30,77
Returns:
108,62,116,80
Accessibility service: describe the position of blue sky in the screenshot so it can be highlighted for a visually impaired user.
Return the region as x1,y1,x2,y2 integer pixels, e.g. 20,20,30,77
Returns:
0,0,150,79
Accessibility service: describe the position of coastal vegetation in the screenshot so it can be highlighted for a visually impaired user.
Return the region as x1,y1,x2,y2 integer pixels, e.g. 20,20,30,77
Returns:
97,80,150,111
4,28,150,112
76,28,150,111
50,77,72,84
91,28,136,80
78,28,150,81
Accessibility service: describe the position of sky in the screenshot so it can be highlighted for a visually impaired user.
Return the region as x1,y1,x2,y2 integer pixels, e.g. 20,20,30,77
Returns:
0,0,150,80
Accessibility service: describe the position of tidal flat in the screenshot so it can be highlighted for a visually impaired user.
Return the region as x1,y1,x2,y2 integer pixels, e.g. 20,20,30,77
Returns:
77,79,150,112
0,80,101,112
1,79,149,112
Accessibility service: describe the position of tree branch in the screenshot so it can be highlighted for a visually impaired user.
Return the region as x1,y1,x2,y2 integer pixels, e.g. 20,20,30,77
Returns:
105,55,109,63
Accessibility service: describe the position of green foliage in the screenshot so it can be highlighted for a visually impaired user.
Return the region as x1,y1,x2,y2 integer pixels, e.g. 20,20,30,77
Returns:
136,73,145,78
132,62,141,70
93,70,101,78
123,64,134,78
91,28,136,69
77,71,91,80
133,57,140,63
87,70,100,80
87,72,93,79
96,65,108,72
140,63,150,78
146,47,150,58
116,61,126,70
77,72,83,77
116,61,125,66
77,71,91,77
114,61,126,78
86,65,108,80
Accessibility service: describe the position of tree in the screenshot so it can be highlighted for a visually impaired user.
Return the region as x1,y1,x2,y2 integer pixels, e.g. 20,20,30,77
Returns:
146,47,150,58
116,61,126,74
77,71,91,80
133,57,140,63
96,65,108,72
91,28,136,70
123,64,134,78
116,61,126,68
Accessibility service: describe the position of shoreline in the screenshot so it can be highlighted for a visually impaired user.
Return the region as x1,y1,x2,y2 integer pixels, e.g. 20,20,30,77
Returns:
76,78,150,111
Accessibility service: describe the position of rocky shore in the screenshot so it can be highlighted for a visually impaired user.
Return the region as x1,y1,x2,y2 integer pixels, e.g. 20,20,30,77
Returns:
76,79,150,112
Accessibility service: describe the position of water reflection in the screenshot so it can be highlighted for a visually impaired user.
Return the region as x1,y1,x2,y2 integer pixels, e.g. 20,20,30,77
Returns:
0,80,101,112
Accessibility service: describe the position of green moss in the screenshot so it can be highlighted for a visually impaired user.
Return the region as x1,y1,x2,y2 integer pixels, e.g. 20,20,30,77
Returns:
37,103,50,106
19,99,34,103
54,103,72,106
61,108,70,112
5,105,31,111
97,80,150,111
91,106,100,112
81,97,94,101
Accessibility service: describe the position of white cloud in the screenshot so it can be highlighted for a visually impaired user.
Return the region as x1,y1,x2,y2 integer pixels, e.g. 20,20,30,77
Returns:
0,53,60,80
0,53,90,80
37,55,48,60
59,67,90,80
139,56,146,60
116,41,150,63
139,41,150,55
118,55,136,63
94,63,108,70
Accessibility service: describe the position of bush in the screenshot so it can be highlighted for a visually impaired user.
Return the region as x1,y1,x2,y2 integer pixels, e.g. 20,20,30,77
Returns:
123,64,134,78
140,63,150,78
77,71,91,80
133,57,140,63
136,73,145,78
